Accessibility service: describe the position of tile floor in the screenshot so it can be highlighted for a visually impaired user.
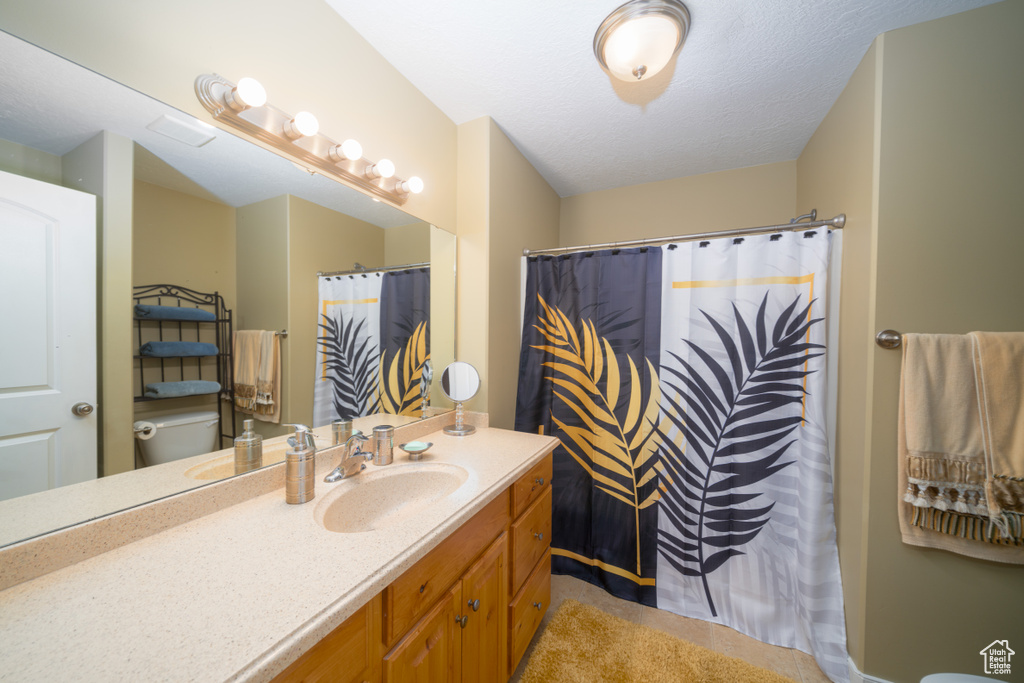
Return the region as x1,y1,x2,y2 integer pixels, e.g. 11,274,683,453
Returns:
510,574,832,683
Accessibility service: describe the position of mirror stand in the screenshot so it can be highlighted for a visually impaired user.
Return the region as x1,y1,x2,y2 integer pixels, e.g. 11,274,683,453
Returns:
443,402,476,436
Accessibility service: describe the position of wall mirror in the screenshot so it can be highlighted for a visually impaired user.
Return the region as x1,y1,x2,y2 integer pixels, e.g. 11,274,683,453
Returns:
0,30,456,547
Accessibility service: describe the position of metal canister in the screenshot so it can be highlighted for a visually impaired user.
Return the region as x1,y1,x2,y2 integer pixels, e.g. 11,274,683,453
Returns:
331,419,353,446
285,426,316,504
372,425,394,466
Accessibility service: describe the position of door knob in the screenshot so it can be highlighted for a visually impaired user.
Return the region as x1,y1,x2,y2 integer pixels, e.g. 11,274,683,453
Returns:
456,614,469,628
72,402,94,417
468,598,480,612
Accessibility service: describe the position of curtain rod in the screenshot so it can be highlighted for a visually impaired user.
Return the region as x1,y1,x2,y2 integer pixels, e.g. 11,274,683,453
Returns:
522,211,846,257
317,261,430,278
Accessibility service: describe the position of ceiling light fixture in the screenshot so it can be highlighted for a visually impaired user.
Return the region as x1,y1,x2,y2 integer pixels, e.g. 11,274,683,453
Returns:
594,0,691,82
194,74,424,205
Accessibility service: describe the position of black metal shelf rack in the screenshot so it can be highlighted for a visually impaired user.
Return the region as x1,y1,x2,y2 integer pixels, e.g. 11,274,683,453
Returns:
132,284,236,449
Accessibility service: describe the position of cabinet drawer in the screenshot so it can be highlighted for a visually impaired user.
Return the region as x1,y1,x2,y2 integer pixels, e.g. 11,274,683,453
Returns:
510,486,552,595
508,549,551,676
511,454,552,519
384,490,510,647
272,593,381,683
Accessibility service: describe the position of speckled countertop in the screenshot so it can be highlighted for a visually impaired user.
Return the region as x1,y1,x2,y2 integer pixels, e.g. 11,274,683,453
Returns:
0,425,558,683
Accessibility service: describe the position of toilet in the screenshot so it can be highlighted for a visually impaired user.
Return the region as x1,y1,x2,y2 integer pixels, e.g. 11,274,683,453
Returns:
135,410,220,467
921,675,1003,682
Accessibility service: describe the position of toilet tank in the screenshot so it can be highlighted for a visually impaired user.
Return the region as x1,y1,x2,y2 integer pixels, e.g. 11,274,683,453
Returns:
137,410,220,467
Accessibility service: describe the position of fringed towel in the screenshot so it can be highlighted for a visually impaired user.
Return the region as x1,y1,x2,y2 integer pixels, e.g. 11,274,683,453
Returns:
898,333,1024,563
233,330,281,424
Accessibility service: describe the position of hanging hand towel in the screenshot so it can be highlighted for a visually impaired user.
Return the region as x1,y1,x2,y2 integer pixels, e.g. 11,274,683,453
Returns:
970,332,1024,540
253,331,281,424
897,333,1023,563
233,330,281,423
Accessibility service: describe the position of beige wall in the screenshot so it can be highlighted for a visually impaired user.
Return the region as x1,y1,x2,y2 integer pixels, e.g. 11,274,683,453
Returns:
559,161,797,247
132,181,237,306
287,196,385,429
862,4,1024,681
132,181,237,426
487,120,561,429
62,132,134,477
0,0,457,231
384,222,431,266
796,43,879,668
455,118,491,414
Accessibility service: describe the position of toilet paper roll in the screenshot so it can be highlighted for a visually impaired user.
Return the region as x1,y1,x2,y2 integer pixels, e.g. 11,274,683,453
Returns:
133,421,157,440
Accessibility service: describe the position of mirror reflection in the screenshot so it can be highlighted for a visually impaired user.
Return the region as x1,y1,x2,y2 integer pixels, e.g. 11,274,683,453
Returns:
0,30,456,547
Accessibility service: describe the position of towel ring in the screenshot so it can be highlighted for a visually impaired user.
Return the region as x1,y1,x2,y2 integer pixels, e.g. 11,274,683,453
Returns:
876,330,902,349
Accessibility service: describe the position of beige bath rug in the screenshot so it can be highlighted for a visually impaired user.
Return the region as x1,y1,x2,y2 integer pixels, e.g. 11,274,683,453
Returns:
521,599,798,683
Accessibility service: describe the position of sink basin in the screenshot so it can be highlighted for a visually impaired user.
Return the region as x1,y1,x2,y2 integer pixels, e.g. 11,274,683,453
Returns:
315,463,469,533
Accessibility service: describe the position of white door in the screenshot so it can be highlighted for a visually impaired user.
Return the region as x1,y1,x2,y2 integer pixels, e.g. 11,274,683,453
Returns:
0,169,97,502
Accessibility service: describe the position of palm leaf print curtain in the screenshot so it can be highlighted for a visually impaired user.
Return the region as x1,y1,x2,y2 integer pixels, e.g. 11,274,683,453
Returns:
515,230,848,682
314,267,430,426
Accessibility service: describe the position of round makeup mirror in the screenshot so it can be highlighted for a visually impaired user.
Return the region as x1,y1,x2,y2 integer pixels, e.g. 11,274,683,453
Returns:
440,361,480,436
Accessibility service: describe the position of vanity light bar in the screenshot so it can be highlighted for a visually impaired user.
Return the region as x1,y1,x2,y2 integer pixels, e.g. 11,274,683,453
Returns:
194,74,423,205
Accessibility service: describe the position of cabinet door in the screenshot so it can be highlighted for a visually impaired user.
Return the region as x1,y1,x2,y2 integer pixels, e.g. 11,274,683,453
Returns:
272,594,381,683
460,533,508,683
384,583,463,683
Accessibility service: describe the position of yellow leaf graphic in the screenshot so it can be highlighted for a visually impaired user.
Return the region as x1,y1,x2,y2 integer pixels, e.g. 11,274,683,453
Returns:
531,294,663,577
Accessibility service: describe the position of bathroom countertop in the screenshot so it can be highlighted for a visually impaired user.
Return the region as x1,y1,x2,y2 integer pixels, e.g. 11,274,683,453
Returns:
0,412,421,548
0,425,558,683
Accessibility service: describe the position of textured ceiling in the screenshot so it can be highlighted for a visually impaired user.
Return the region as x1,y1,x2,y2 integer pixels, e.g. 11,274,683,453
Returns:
0,31,415,229
326,0,999,197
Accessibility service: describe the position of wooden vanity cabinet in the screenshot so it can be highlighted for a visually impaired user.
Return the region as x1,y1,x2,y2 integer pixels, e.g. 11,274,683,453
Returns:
507,453,553,677
272,593,382,683
272,453,555,683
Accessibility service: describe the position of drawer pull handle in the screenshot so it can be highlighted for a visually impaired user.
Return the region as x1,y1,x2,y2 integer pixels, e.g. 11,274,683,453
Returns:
533,601,543,610
534,532,544,541
469,598,480,611
535,477,545,486
456,614,469,628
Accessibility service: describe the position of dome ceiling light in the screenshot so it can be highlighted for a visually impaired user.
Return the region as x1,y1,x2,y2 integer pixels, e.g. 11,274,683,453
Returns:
594,0,691,82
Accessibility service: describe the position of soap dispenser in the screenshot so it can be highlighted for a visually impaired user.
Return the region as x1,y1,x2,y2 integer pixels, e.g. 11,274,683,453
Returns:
234,419,263,475
284,424,316,504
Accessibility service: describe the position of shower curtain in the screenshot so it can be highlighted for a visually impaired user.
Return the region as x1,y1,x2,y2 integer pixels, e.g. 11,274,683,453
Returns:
314,267,430,427
514,230,848,682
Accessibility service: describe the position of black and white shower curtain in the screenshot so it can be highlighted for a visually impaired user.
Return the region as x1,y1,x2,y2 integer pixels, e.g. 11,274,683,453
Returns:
514,229,848,682
314,267,430,426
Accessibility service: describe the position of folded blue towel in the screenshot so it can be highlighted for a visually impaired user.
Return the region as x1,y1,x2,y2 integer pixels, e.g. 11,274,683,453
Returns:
140,341,219,357
135,304,216,322
144,381,222,398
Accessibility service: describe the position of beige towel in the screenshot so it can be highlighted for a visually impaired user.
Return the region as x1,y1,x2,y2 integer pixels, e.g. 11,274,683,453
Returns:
971,332,1024,532
233,330,281,424
897,333,1023,563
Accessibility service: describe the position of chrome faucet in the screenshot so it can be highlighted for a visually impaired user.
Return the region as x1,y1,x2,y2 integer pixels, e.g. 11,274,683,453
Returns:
324,433,371,483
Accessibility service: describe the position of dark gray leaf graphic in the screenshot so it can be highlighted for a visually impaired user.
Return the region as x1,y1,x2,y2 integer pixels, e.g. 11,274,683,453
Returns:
658,293,824,616
317,313,379,420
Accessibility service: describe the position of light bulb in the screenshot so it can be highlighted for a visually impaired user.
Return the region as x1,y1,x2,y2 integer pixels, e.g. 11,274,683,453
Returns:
328,138,363,163
284,111,319,139
226,77,266,111
366,158,395,179
397,176,425,195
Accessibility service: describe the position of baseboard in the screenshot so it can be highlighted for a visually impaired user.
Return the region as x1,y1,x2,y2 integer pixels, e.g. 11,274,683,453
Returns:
849,657,895,683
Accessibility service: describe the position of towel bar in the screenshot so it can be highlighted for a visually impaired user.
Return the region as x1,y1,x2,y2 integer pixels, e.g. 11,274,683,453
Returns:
876,330,902,349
